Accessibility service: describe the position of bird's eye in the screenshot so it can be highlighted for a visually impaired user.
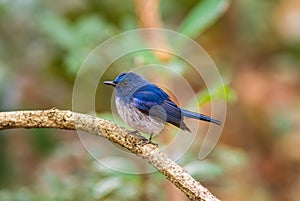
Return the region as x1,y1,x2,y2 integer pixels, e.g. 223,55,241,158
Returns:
123,81,128,86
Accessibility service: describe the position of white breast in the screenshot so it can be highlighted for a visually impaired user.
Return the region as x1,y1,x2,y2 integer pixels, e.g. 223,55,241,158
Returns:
115,97,165,134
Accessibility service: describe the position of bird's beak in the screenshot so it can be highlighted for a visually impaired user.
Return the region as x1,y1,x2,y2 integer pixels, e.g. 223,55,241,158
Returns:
104,81,116,87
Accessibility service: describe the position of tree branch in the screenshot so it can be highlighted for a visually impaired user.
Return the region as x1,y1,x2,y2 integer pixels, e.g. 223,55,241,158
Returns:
0,108,220,201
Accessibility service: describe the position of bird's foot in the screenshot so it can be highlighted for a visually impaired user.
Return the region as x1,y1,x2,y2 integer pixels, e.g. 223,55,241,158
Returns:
137,133,158,147
137,139,158,147
126,132,158,147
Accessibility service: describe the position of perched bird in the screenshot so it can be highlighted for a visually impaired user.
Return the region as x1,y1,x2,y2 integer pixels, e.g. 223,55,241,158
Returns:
104,72,221,143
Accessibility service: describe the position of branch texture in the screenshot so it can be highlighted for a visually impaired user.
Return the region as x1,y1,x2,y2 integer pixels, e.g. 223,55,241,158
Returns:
0,108,220,201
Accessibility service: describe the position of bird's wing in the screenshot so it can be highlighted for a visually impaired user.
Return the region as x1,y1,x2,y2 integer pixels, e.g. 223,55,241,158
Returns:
131,84,190,131
131,84,168,111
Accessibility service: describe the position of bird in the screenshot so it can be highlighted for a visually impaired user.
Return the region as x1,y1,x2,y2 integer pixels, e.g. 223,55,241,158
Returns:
104,72,221,144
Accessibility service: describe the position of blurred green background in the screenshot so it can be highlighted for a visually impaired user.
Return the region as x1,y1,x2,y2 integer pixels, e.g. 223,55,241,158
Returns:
0,0,300,200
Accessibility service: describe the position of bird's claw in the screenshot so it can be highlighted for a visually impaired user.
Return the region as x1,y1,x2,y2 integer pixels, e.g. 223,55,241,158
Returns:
125,132,158,147
137,138,158,147
137,133,158,147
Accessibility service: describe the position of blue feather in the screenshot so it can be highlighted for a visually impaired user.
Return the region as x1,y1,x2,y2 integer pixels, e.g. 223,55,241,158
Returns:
181,109,221,125
132,84,191,131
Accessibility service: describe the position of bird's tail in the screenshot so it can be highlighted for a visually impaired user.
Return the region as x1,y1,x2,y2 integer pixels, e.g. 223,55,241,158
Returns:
181,109,222,125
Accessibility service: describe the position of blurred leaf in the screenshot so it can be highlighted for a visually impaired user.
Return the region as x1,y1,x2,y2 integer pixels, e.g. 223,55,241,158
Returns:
93,177,123,199
0,1,7,17
43,170,66,197
120,15,138,31
64,48,91,75
179,0,230,38
131,50,159,65
74,15,115,46
197,83,236,106
0,190,11,201
42,170,84,201
38,11,76,49
14,188,34,201
184,160,224,181
197,89,211,107
65,15,115,75
0,62,10,108
29,129,57,156
115,185,138,200
38,12,116,76
0,134,14,187
0,188,35,201
213,145,248,170
238,0,274,47
98,157,139,173
271,114,294,137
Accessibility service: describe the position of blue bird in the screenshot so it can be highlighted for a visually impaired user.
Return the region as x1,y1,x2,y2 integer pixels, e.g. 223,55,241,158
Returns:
104,72,221,144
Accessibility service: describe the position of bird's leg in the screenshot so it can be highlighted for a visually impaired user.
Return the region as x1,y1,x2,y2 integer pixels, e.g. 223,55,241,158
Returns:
126,131,158,147
149,133,153,142
137,133,158,147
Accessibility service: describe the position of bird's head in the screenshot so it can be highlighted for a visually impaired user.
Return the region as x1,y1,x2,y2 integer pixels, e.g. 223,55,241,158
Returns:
104,72,148,92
